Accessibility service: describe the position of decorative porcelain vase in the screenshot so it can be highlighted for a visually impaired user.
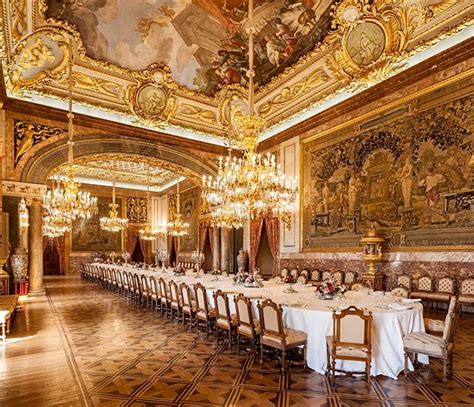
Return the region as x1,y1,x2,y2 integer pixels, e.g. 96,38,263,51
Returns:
11,248,28,281
236,249,248,273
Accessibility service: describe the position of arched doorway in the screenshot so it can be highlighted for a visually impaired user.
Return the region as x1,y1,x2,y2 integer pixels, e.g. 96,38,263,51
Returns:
256,220,274,279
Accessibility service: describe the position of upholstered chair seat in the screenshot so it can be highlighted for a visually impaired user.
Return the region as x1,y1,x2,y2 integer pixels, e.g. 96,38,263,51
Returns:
326,336,369,358
458,294,474,304
263,328,307,350
216,314,237,330
194,283,216,338
237,319,261,337
404,296,460,381
197,308,216,320
403,332,450,355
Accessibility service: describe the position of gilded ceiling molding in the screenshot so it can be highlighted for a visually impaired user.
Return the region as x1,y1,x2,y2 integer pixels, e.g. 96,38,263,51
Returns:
0,0,471,143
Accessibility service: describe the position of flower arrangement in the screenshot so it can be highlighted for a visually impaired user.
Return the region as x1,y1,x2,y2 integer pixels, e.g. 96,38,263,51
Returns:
233,269,264,288
284,274,295,284
315,278,347,299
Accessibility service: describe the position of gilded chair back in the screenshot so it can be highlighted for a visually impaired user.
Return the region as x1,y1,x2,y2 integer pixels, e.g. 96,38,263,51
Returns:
149,276,158,296
194,283,209,313
438,277,455,294
461,278,474,295
333,306,372,351
280,268,289,279
140,275,149,293
180,283,193,308
322,271,332,281
443,296,460,343
332,271,343,285
258,298,284,339
391,286,409,298
417,276,432,292
234,293,258,337
169,280,179,302
158,278,168,300
290,269,299,279
214,290,231,321
397,274,412,290
311,270,320,282
300,270,310,281
344,271,357,286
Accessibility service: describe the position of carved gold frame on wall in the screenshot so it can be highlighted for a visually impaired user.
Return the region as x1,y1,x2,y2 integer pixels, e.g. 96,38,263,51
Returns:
0,0,471,144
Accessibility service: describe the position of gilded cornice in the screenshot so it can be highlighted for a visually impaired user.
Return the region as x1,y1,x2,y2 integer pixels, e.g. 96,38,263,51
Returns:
0,0,471,144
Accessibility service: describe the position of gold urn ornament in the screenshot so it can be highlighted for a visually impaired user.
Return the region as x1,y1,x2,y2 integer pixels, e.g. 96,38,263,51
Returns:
360,225,385,290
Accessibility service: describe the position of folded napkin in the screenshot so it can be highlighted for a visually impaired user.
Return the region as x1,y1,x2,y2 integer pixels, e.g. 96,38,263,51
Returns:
388,303,412,311
401,298,422,304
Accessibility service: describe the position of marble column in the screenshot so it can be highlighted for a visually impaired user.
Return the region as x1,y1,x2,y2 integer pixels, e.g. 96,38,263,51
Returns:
28,199,44,295
220,227,230,273
212,227,221,270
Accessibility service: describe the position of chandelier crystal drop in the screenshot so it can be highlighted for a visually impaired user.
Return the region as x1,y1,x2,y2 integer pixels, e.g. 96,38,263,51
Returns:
167,178,190,237
42,41,98,237
201,0,298,229
100,167,128,233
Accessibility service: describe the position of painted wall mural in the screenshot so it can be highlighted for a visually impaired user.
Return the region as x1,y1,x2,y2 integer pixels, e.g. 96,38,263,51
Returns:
72,196,122,252
302,95,474,249
45,0,333,95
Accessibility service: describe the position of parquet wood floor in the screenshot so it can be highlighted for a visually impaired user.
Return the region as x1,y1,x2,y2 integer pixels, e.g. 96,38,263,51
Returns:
1,276,474,406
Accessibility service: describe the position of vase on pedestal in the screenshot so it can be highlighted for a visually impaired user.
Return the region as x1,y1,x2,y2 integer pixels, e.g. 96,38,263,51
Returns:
11,247,28,281
236,249,248,273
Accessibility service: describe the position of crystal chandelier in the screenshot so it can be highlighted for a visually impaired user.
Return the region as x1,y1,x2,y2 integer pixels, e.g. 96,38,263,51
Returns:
167,178,190,237
100,166,128,233
201,0,298,228
18,198,29,230
139,180,161,241
42,42,98,237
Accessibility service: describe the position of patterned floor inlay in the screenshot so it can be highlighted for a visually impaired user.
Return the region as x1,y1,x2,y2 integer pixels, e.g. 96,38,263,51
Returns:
2,276,474,406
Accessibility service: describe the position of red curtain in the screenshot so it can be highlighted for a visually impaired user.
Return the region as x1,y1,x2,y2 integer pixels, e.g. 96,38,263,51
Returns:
167,234,174,264
265,217,280,277
250,218,264,272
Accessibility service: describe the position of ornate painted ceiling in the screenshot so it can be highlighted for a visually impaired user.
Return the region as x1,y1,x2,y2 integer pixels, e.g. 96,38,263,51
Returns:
54,156,179,190
0,0,472,145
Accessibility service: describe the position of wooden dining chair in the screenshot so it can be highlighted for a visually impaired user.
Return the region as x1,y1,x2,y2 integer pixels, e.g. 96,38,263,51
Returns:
159,278,170,317
213,290,237,349
149,276,160,311
344,271,357,287
390,286,409,298
194,283,216,339
332,271,344,286
169,280,181,321
234,293,261,356
404,296,460,382
258,298,307,381
326,306,373,387
180,283,196,329
140,275,151,308
322,271,332,281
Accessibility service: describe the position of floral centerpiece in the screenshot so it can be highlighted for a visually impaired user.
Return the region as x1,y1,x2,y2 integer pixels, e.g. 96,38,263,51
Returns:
315,278,347,300
173,266,185,276
234,269,264,288
284,274,296,284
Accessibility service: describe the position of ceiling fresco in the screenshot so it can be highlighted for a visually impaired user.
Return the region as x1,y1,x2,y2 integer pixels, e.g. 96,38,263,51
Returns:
45,0,333,96
0,0,470,144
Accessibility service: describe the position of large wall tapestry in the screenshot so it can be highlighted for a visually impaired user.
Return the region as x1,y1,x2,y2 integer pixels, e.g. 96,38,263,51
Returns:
45,0,333,95
302,96,474,249
179,186,199,252
72,197,122,252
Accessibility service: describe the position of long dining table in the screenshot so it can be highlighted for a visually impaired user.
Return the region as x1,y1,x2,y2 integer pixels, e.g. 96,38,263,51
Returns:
94,263,427,379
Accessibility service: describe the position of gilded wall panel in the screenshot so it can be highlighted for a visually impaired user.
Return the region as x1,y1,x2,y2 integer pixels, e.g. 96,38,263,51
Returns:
302,95,474,249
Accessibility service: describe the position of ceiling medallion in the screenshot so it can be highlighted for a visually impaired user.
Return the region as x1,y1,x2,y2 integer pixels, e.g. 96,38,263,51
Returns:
202,0,299,229
42,41,98,238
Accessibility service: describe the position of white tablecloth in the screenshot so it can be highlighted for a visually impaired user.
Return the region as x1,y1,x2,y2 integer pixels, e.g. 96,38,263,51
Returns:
94,263,427,379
